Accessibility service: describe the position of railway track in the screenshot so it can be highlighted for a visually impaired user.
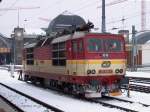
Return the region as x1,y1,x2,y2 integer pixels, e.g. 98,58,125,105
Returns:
121,77,150,93
88,99,137,112
129,84,150,93
0,83,64,112
0,95,24,112
0,81,142,112
130,78,150,84
49,86,145,112
86,96,150,112
121,84,150,93
6,79,150,112
103,96,150,107
0,67,149,112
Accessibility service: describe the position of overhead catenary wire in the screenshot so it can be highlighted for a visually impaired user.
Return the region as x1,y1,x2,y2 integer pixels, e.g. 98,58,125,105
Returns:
70,0,98,13
34,0,128,24
0,0,18,16
107,10,150,32
33,0,65,17
71,0,128,14
38,0,145,31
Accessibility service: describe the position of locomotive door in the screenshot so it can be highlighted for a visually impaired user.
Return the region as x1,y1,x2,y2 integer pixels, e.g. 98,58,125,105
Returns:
71,39,84,75
71,40,78,75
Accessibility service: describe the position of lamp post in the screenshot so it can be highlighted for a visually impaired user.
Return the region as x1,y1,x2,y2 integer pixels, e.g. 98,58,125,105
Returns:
101,0,106,33
10,34,15,64
10,34,15,77
131,25,137,71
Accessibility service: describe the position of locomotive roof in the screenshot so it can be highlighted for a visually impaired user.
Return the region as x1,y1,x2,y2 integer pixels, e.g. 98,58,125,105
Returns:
24,32,123,49
52,32,123,44
52,31,86,44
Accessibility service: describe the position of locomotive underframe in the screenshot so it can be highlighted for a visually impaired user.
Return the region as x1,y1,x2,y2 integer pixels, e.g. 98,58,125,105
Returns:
24,71,123,97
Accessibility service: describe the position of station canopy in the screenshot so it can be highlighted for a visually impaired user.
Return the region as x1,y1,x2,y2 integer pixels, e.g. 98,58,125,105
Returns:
46,12,86,36
0,33,10,48
135,31,150,44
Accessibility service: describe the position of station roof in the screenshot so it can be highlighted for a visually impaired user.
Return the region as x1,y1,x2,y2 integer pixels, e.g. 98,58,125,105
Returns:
135,31,150,44
0,33,11,48
46,13,86,36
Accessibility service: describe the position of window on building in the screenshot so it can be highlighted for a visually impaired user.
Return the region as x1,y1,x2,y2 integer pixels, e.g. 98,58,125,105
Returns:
52,42,66,66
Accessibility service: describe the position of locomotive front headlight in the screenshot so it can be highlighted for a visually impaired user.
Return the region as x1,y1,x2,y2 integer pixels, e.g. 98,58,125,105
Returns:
87,69,96,74
87,70,92,74
115,69,120,73
91,70,96,74
120,69,123,73
102,53,109,58
115,69,123,73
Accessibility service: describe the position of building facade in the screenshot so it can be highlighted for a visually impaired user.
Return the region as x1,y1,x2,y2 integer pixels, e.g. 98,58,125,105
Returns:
0,33,11,64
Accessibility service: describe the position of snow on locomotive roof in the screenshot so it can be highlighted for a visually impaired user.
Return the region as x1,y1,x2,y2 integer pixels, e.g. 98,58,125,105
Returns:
52,31,86,44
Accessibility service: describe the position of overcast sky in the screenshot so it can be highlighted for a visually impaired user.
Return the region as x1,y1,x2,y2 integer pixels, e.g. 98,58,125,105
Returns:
0,0,150,37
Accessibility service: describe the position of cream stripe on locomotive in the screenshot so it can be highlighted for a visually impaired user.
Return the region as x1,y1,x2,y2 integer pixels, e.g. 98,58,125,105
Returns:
66,59,126,76
23,59,126,76
67,59,126,64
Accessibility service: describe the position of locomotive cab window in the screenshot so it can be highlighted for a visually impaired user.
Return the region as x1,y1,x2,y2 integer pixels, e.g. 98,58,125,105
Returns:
87,38,102,52
105,39,123,52
52,42,66,66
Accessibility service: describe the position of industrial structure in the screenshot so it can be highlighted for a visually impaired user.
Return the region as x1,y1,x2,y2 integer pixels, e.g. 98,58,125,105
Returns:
0,33,11,64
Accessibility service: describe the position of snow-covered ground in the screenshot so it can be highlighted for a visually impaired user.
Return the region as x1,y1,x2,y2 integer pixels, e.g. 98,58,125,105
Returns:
126,71,150,79
0,85,52,112
0,68,150,112
0,69,123,112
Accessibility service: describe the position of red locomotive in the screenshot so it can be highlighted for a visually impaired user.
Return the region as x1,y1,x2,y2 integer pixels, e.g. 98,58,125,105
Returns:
23,15,126,98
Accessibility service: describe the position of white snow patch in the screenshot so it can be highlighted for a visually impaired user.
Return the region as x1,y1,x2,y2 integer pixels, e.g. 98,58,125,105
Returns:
0,69,123,112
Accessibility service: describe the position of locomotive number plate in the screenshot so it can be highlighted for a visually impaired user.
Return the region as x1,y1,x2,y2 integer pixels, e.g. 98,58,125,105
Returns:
99,69,113,74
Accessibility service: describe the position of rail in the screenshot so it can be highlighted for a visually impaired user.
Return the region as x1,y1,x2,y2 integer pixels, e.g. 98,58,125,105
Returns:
0,83,64,112
0,95,24,112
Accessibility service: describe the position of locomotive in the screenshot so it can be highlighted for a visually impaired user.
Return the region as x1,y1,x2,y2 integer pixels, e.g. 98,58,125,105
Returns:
23,15,126,98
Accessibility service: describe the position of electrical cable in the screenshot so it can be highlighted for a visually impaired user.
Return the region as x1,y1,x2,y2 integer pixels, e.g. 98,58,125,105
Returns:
0,0,18,15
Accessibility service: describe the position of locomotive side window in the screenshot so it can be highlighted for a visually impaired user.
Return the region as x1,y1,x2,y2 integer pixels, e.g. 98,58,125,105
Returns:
26,48,34,65
52,42,66,66
88,38,102,52
52,43,58,50
79,41,83,52
72,41,78,53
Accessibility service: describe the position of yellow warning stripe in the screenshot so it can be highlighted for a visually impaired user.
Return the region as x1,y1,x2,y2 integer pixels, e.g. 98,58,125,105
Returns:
23,59,126,65
67,59,126,64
